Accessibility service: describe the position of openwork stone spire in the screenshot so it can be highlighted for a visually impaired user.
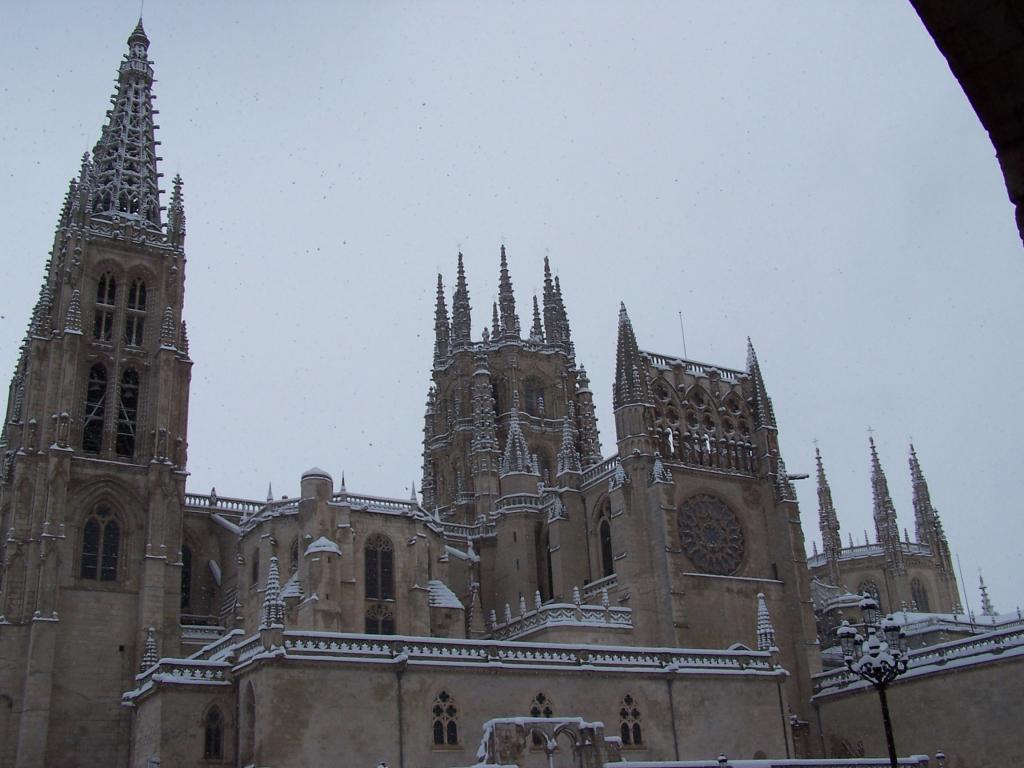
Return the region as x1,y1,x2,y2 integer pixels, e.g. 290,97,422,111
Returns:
746,338,777,431
909,443,936,545
262,556,285,627
90,20,162,229
870,437,903,572
450,253,472,346
756,592,778,652
816,446,843,587
433,274,450,363
500,394,535,476
556,404,581,476
497,244,520,340
613,303,650,409
575,365,603,467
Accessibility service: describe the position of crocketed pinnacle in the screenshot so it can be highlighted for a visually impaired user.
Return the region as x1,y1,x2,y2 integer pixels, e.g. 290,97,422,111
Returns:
816,446,842,586
167,173,186,245
870,437,903,569
756,592,778,652
556,403,581,476
553,276,572,350
774,456,796,502
159,306,176,347
500,393,535,476
90,20,162,229
497,244,520,340
63,289,83,334
450,253,472,346
470,350,497,453
262,556,285,627
433,274,450,362
909,443,936,545
746,338,777,430
613,303,650,409
542,256,558,344
979,572,997,617
140,626,158,672
491,301,501,340
530,295,544,342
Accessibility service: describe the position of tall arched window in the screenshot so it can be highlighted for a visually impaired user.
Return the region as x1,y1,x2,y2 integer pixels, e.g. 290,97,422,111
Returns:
289,538,299,575
432,691,459,746
365,534,394,601
82,364,108,453
115,368,139,458
124,279,146,346
529,692,554,746
911,578,930,613
80,506,120,581
204,705,223,759
365,603,395,635
600,516,614,578
619,694,643,746
180,544,193,610
93,272,116,341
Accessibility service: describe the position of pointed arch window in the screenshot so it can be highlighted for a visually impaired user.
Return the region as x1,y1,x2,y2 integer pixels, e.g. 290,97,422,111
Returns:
911,578,930,613
432,691,459,746
115,368,140,458
204,705,223,759
124,279,146,346
290,538,300,575
619,694,643,746
600,516,614,578
365,534,394,601
80,505,120,581
83,364,108,453
529,692,554,746
93,272,116,341
181,544,193,610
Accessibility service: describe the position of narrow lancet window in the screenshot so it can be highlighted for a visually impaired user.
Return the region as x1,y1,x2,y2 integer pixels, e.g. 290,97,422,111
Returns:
600,516,614,578
204,706,223,759
115,368,139,457
93,272,116,341
83,364,108,453
124,279,146,346
364,534,395,634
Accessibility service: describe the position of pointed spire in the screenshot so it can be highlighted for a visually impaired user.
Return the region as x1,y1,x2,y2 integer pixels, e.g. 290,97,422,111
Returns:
179,320,190,357
90,21,162,230
816,446,843,586
468,583,487,638
266,483,274,503
167,173,186,245
500,393,535,476
433,273,450,363
909,443,936,545
30,282,53,338
496,244,520,340
410,481,417,502
553,275,572,350
63,289,82,335
613,303,650,409
530,295,544,342
557,404,582,476
542,255,558,344
746,339,777,430
262,556,285,628
450,253,472,346
491,301,501,340
650,452,674,484
141,626,158,672
756,593,778,652
979,572,997,617
870,437,903,572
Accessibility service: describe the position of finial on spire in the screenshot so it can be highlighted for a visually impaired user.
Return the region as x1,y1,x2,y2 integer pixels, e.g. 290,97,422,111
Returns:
266,483,274,503
979,572,997,617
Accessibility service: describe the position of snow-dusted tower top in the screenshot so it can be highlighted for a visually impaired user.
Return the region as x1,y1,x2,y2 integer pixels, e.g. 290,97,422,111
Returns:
90,19,163,230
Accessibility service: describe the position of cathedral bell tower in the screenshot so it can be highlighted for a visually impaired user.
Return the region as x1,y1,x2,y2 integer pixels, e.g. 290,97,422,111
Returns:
0,21,191,767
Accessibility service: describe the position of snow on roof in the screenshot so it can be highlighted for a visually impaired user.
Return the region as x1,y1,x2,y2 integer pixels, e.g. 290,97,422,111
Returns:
428,580,464,610
281,571,304,599
301,466,333,482
304,536,342,557
445,544,480,563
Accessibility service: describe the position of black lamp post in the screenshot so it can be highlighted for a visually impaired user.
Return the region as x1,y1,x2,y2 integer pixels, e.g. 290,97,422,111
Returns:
836,594,910,768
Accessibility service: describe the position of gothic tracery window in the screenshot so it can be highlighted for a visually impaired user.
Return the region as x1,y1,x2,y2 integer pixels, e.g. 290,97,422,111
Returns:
93,272,116,341
529,692,554,746
83,364,108,453
678,494,745,575
911,578,930,613
365,534,395,634
115,368,140,458
80,505,120,581
619,694,643,746
124,278,146,346
204,705,223,759
432,690,459,746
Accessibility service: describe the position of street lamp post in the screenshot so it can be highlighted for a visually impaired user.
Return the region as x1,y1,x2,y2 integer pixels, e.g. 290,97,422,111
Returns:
836,594,910,768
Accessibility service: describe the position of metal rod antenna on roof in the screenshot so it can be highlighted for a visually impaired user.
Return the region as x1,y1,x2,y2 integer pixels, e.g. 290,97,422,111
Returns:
678,311,689,360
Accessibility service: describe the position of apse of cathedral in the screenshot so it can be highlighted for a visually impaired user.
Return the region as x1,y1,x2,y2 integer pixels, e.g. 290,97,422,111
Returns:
0,21,966,768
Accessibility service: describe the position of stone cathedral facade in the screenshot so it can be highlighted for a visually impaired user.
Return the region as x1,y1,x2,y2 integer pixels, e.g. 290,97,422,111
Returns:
0,22,963,768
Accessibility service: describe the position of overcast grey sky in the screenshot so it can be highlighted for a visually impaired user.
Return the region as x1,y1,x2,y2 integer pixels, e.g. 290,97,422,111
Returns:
1,2,1020,613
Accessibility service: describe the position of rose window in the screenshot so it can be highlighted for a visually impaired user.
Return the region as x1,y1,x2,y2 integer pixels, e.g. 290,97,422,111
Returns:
678,494,745,575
